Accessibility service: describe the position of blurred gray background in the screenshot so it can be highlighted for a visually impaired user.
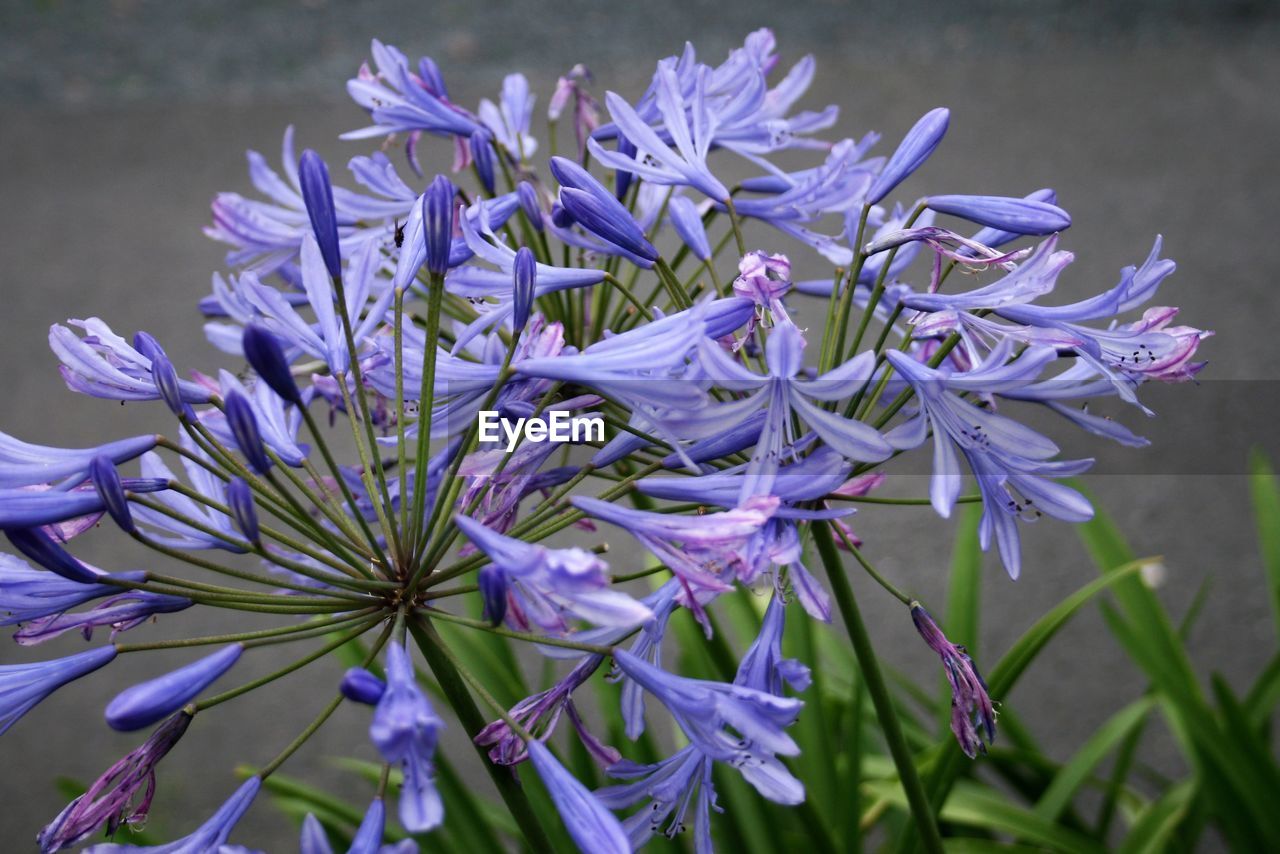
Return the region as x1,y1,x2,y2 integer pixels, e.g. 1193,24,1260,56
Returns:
2,0,1279,850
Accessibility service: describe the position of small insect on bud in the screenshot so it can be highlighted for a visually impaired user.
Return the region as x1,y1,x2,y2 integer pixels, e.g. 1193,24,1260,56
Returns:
298,149,343,278
241,324,303,406
224,391,272,475
511,246,537,336
89,455,134,534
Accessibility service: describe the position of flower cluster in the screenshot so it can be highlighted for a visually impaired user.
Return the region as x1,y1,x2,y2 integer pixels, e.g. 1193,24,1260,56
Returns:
0,28,1205,853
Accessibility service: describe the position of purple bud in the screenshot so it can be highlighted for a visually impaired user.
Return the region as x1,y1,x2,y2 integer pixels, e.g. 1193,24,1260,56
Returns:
478,565,508,626
133,333,186,418
966,188,1059,249
105,644,243,732
5,527,99,584
927,194,1071,235
417,57,447,97
423,175,457,277
559,187,658,265
614,134,637,200
298,150,343,278
526,740,630,853
224,391,271,475
340,667,386,705
2,646,117,736
511,247,537,335
667,195,711,261
867,107,950,204
226,477,259,545
911,602,997,758
242,324,302,406
469,131,497,195
89,456,133,534
516,182,544,230
550,201,573,229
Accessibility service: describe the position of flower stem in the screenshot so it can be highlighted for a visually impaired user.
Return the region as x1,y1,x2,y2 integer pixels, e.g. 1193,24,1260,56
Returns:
811,520,943,854
407,615,555,854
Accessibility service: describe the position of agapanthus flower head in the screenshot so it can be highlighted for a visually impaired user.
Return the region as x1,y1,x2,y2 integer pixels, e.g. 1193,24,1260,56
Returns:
911,602,997,758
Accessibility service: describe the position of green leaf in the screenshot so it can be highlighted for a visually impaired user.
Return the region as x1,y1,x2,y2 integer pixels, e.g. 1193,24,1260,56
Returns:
1116,781,1195,854
1250,448,1280,639
1034,696,1155,821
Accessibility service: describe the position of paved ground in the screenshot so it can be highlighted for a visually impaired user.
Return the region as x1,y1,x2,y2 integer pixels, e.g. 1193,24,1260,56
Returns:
1,2,1278,849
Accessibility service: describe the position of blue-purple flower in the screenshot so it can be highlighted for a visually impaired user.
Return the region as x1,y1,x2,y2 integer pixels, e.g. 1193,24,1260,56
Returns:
1,645,116,735
370,642,445,832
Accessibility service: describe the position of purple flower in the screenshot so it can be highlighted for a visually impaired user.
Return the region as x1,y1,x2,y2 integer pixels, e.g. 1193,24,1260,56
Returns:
479,73,538,160
526,740,630,854
37,711,191,852
735,595,811,698
132,333,189,419
475,656,617,767
0,480,167,529
911,603,996,758
49,318,212,405
340,667,386,705
596,746,717,852
613,648,805,803
549,156,658,266
343,40,481,141
298,150,343,278
516,181,544,229
0,429,157,491
884,345,1094,578
14,589,191,646
589,62,729,201
105,644,243,731
0,552,141,628
927,194,1071,235
370,642,444,832
5,526,100,583
867,107,949,204
455,514,652,632
571,496,776,597
1,646,116,735
82,776,260,853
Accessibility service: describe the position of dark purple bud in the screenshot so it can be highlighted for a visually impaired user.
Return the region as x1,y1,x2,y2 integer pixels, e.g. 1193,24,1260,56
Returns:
298,149,343,278
927,194,1071,235
4,527,99,583
511,247,537,335
517,182,544,230
867,107,950,204
242,324,302,406
89,456,133,534
105,644,243,732
614,134,637,200
550,201,573,229
911,602,997,758
559,187,657,265
37,710,191,852
469,131,497,195
423,175,457,277
478,565,508,626
226,477,259,545
340,667,386,705
224,391,272,475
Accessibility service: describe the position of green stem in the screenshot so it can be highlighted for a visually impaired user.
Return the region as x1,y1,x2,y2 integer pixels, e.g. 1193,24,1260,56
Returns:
811,521,943,854
408,616,555,854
